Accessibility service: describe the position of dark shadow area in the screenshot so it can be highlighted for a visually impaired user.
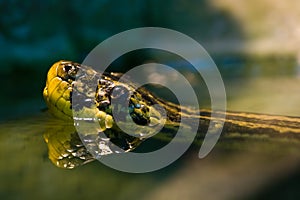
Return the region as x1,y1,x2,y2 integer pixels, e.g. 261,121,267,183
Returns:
245,168,300,200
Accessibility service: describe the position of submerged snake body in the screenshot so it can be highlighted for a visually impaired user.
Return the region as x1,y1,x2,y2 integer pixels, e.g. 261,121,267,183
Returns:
43,61,300,168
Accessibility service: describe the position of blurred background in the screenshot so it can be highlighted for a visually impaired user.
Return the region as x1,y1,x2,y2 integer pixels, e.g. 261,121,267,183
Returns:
1,0,300,119
1,0,300,199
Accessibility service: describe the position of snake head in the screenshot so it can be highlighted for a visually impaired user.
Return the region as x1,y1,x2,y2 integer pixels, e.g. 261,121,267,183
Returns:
43,60,80,120
44,60,167,154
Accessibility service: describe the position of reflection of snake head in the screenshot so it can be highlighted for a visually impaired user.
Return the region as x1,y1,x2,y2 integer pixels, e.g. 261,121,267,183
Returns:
43,60,166,153
43,121,95,169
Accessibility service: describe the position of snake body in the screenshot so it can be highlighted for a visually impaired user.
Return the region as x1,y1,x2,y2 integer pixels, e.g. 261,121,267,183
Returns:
43,60,300,168
43,60,176,152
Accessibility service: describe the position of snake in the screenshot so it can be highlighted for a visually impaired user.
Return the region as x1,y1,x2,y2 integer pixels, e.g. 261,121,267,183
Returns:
43,60,300,169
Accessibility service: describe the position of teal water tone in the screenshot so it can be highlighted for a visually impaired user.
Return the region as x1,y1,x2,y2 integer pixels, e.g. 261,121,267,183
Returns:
1,1,300,198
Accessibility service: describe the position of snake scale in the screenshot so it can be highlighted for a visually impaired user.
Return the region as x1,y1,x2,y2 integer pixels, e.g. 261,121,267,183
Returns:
43,60,300,168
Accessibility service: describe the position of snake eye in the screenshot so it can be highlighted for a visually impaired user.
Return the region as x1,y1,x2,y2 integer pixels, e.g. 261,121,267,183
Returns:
60,62,79,81
64,65,72,73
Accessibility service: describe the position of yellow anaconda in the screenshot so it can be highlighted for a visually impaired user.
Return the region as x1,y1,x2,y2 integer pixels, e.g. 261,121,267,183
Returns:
43,60,300,168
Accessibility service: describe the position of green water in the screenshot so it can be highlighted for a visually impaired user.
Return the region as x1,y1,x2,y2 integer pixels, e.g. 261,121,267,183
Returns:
1,57,300,200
